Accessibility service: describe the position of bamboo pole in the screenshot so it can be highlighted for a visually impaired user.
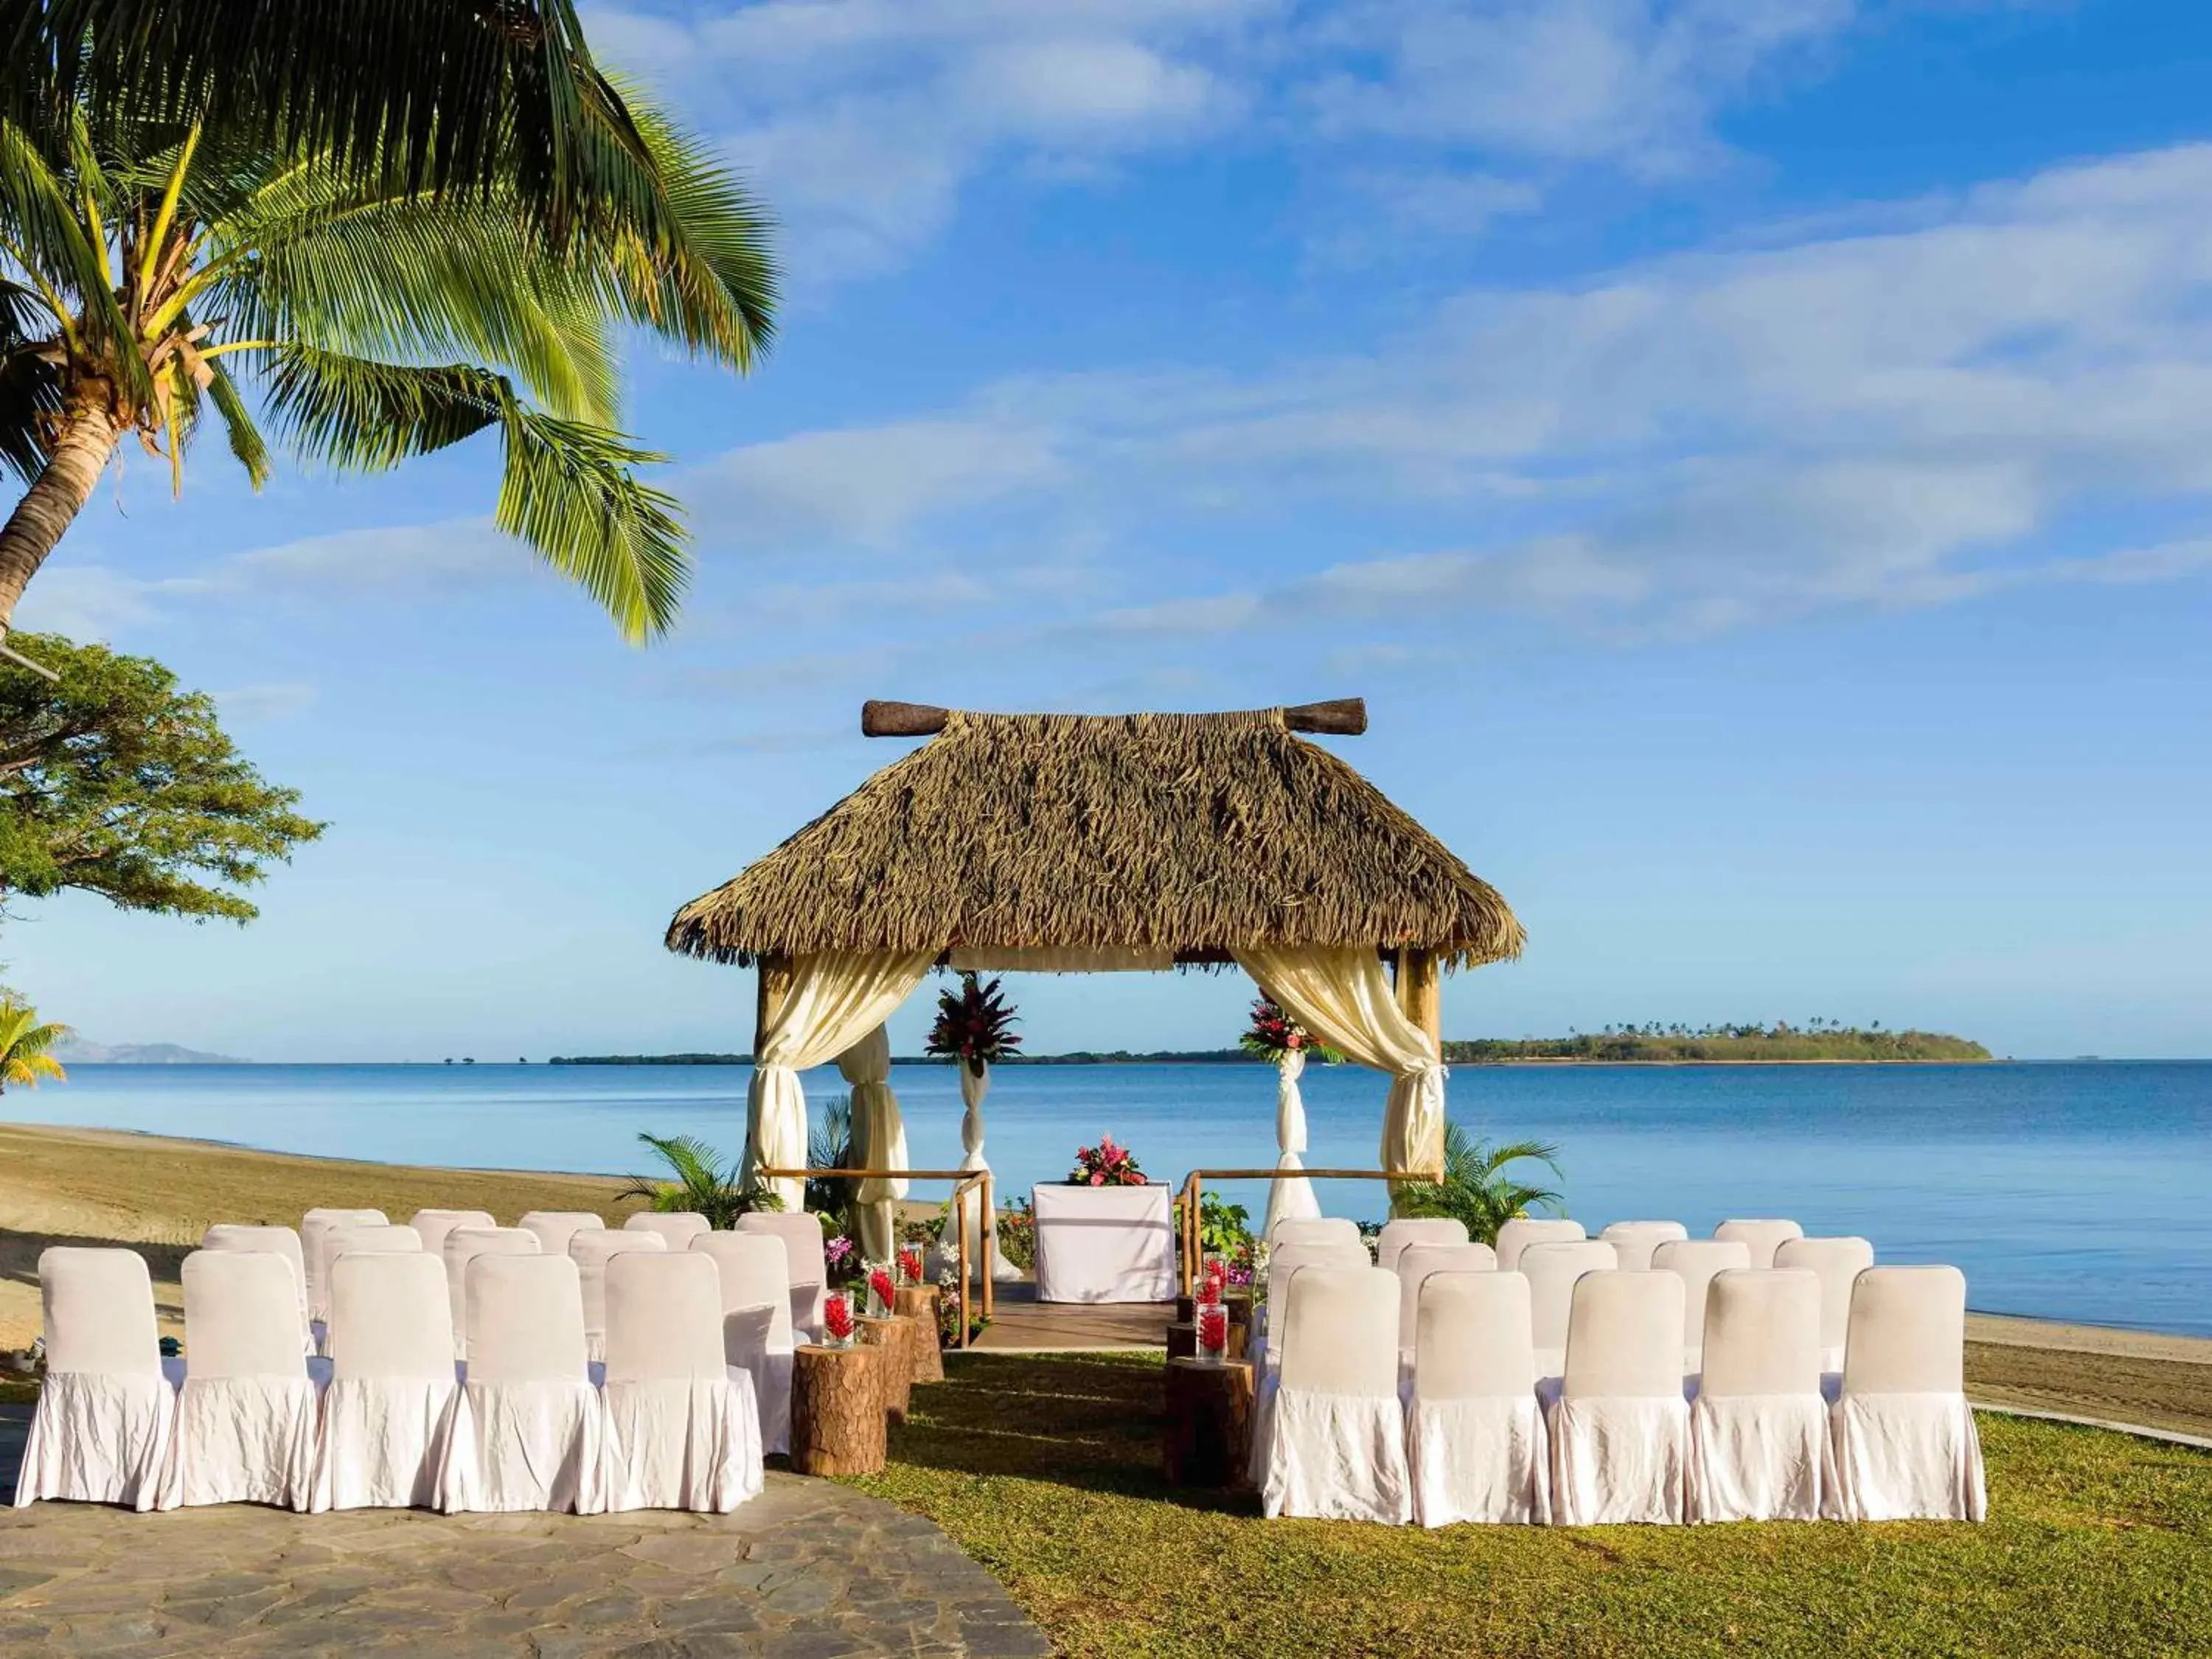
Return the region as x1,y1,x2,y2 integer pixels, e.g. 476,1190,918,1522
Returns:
1174,1166,1443,1295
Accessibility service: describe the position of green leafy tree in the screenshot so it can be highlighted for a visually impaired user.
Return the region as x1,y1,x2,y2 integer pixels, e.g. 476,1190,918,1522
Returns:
1394,1122,1565,1245
0,50,773,639
617,1131,778,1229
0,630,321,920
805,1092,859,1234
0,996,68,1091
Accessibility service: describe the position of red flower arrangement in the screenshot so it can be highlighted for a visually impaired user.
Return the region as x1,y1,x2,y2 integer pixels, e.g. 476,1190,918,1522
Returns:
823,1293,855,1344
926,973,1023,1070
1239,996,1341,1062
897,1247,925,1285
1068,1134,1146,1187
1197,1304,1230,1359
869,1267,897,1312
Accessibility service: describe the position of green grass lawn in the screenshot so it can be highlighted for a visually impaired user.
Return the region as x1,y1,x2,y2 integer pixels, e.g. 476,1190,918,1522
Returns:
843,1352,2212,1658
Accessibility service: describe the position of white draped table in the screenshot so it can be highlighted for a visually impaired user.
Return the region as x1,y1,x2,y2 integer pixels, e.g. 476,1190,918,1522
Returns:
1030,1185,1177,1304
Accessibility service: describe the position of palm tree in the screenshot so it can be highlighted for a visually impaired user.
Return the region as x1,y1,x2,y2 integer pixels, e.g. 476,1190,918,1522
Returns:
1394,1121,1564,1245
0,998,68,1092
805,1093,858,1234
0,72,773,639
617,1131,776,1229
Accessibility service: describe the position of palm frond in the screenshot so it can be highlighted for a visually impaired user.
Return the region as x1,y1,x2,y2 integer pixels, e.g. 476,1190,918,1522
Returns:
0,115,144,398
202,358,271,488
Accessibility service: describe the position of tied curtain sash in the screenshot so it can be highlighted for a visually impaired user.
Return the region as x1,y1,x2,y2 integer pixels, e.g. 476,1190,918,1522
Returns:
744,952,935,1214
1233,946,1447,1200
936,1060,1023,1282
1263,1047,1321,1238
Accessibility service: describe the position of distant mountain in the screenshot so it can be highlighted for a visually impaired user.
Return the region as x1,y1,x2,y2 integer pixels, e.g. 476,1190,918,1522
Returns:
53,1037,248,1065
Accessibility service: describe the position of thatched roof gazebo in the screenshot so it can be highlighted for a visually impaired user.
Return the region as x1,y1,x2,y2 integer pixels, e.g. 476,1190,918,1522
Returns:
666,698,1523,1239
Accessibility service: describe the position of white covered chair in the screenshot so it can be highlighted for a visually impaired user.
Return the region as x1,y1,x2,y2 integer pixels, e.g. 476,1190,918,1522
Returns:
311,1251,462,1511
1714,1219,1804,1270
1375,1217,1469,1273
1653,1239,1753,1372
1251,1265,1411,1523
735,1212,830,1343
1545,1269,1689,1525
1599,1220,1688,1272
1829,1265,1986,1522
1407,1271,1548,1526
1394,1242,1496,1360
1688,1269,1834,1523
302,1207,387,1345
571,1228,667,1363
1253,1239,1368,1371
625,1211,712,1249
202,1224,310,1350
326,1223,422,1261
1495,1216,1585,1272
1269,1216,1363,1252
1774,1236,1875,1374
162,1250,320,1509
601,1253,765,1512
408,1208,496,1259
691,1232,795,1455
518,1211,605,1257
442,1225,541,1357
1520,1239,1618,1378
13,1248,175,1510
439,1253,605,1514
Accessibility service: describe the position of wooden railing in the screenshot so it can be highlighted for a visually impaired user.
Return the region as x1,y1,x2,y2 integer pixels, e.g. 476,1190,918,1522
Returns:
1173,1166,1442,1296
757,1166,995,1347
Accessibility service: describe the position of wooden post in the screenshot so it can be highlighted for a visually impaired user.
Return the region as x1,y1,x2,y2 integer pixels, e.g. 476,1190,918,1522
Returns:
980,1169,995,1319
894,1285,944,1382
1163,1358,1254,1488
790,1344,886,1475
860,1315,916,1423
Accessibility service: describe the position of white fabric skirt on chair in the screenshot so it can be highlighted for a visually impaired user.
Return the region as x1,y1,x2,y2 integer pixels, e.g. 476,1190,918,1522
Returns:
730,1355,792,1457
602,1377,765,1512
1829,1393,1986,1521
160,1374,319,1509
1407,1394,1550,1526
12,1373,176,1510
1255,1381,1413,1523
440,1380,607,1514
1688,1392,1834,1522
1545,1393,1688,1525
311,1376,462,1511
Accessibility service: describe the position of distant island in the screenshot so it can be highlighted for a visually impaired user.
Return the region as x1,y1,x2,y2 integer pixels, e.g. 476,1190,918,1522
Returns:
52,1037,248,1065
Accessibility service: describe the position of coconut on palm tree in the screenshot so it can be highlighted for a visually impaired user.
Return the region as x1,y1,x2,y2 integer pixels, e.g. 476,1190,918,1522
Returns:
1393,1121,1564,1246
0,998,68,1092
0,69,773,639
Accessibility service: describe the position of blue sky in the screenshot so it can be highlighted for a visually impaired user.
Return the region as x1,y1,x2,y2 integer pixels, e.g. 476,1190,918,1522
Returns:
12,0,2212,1060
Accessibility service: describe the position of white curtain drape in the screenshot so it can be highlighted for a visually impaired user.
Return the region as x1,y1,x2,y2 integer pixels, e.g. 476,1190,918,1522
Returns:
745,951,935,1213
1235,946,1447,1191
842,1024,906,1261
934,1060,1023,1281
1262,1048,1321,1238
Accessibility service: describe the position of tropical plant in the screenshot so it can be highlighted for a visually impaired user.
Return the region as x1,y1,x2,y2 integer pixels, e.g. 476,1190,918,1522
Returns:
1192,1193,1251,1256
804,1091,858,1233
0,998,67,1093
0,58,774,639
1393,1121,1564,1245
617,1131,777,1228
0,631,321,922
925,972,1022,1071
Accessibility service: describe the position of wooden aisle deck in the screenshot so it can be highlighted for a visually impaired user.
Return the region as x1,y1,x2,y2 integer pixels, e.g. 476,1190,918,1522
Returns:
969,1282,1174,1352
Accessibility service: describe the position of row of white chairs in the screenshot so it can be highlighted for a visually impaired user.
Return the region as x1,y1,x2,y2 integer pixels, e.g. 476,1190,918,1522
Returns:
1249,1259,1986,1527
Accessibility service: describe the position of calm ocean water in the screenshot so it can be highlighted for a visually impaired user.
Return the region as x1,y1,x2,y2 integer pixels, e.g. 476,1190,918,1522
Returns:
11,1060,2210,1336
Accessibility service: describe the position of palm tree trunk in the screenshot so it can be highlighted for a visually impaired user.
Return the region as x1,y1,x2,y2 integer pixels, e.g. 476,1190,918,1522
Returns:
0,392,122,630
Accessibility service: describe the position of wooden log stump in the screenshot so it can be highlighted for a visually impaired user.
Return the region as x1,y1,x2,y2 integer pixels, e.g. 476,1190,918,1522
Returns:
894,1286,945,1383
790,1344,885,1476
1224,1290,1254,1329
1164,1357,1253,1488
860,1315,917,1423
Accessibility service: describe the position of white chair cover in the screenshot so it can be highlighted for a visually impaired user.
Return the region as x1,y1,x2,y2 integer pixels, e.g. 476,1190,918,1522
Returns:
1546,1270,1689,1526
1830,1266,1986,1522
1688,1269,1835,1523
624,1211,712,1249
601,1253,765,1512
691,1233,796,1455
1653,1239,1753,1371
1495,1217,1585,1272
1394,1242,1496,1357
1252,1239,1369,1373
311,1252,462,1511
1252,1265,1411,1523
518,1211,605,1257
1267,1216,1361,1252
735,1212,830,1343
571,1229,667,1363
202,1224,310,1351
1599,1220,1688,1272
408,1209,496,1260
1408,1272,1548,1526
326,1223,422,1260
301,1207,387,1343
1714,1219,1804,1270
1520,1239,1618,1378
440,1253,605,1514
13,1248,175,1510
442,1226,541,1360
1774,1236,1875,1373
1376,1217,1470,1274
162,1251,319,1510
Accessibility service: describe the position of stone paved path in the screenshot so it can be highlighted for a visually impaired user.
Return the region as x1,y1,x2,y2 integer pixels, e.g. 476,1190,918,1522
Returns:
0,1406,1048,1658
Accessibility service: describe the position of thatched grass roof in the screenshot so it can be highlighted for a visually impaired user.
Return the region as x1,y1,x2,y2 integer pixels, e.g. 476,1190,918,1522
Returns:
664,707,1525,970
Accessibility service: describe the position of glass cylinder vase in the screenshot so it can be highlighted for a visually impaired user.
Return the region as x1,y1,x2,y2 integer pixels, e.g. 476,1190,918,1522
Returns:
821,1290,858,1350
1196,1302,1231,1365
